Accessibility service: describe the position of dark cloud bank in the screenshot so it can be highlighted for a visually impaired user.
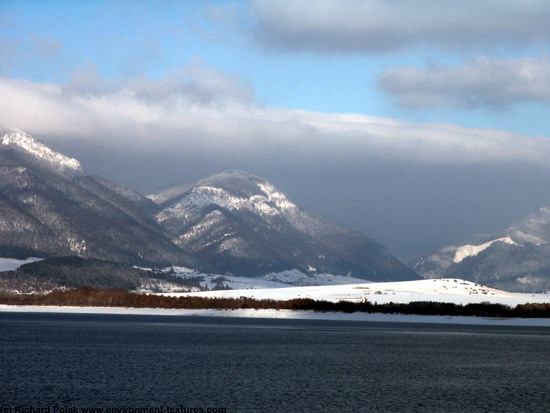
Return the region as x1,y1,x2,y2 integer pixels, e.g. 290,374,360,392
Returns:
251,0,550,54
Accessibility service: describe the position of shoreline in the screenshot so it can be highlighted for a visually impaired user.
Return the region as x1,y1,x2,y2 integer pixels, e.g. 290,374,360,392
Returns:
4,304,550,327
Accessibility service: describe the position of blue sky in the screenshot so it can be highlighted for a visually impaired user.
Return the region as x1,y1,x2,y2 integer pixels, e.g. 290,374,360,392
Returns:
4,0,549,134
3,0,550,258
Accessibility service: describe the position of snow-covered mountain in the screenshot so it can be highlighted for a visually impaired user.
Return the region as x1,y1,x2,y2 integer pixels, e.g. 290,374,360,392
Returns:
0,129,195,267
0,129,417,283
149,170,418,281
415,207,550,292
2,129,82,173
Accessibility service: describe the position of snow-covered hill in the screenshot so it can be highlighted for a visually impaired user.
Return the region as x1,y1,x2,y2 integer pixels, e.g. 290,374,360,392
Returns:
150,170,418,281
166,278,548,307
143,265,370,292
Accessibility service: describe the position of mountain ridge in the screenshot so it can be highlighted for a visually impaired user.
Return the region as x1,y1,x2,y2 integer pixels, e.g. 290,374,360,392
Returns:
0,130,417,282
415,207,550,292
0,130,197,267
1,129,82,174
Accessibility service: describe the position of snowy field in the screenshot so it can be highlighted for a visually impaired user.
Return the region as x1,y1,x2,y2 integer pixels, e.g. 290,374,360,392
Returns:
154,266,369,291
3,260,550,325
166,278,550,307
2,278,550,326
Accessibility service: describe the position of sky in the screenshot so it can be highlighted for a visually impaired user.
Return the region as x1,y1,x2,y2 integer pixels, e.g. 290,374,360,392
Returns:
2,0,550,261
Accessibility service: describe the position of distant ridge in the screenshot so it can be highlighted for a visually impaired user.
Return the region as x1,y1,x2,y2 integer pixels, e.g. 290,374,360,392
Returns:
415,207,550,292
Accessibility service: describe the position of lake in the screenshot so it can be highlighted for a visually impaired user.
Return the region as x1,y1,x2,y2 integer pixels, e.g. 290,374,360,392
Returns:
2,312,550,412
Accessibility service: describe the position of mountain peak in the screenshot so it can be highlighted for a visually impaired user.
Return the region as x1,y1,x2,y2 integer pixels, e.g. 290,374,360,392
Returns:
1,129,82,173
196,169,267,186
210,169,259,179
149,170,281,207
154,170,297,224
504,206,550,245
150,170,417,281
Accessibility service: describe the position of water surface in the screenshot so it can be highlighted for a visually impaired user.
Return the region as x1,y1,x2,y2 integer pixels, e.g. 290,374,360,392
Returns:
1,313,550,412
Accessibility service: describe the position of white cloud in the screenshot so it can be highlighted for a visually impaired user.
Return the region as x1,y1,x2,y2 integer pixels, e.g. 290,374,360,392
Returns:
250,0,550,53
62,58,254,106
378,55,550,109
1,60,550,168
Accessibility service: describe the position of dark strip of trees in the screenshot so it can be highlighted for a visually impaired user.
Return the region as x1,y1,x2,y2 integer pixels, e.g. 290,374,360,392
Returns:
2,286,550,318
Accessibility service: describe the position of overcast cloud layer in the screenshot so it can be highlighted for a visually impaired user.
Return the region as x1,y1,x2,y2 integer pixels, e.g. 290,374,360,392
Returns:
379,55,550,109
2,62,550,168
251,0,550,53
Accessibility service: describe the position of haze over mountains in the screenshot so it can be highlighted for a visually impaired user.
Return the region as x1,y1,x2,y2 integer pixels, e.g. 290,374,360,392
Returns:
0,129,416,282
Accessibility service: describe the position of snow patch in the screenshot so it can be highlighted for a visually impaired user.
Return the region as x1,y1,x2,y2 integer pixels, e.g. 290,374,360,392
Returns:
176,210,226,246
67,238,87,254
157,180,298,226
261,270,367,286
453,237,519,263
257,182,296,211
146,267,369,291
217,237,249,256
2,130,82,172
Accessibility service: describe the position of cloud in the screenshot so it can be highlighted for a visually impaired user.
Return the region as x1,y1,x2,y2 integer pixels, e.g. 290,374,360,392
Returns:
62,58,254,106
31,36,61,58
1,59,550,169
378,55,550,109
250,0,550,53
